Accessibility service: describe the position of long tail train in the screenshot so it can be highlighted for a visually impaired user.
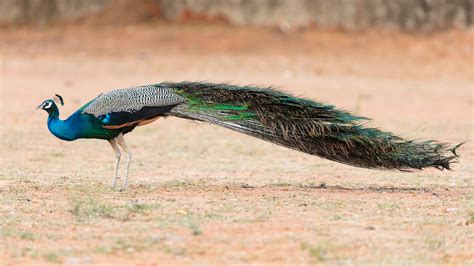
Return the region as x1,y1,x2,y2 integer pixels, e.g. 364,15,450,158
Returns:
164,82,461,171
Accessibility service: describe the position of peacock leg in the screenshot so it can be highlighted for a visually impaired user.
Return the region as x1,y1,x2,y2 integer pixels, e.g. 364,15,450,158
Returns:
108,139,121,187
116,133,132,189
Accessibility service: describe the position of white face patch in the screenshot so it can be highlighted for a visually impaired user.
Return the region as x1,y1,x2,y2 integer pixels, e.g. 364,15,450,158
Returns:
42,101,52,109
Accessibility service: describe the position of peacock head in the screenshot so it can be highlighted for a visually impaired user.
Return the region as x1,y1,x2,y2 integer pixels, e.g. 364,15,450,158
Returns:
37,94,64,115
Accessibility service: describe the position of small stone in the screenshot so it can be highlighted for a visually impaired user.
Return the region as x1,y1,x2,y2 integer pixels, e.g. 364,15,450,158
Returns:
241,184,254,189
445,207,458,213
176,209,187,215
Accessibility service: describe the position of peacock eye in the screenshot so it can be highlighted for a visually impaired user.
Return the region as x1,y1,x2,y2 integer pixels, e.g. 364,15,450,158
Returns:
43,101,52,109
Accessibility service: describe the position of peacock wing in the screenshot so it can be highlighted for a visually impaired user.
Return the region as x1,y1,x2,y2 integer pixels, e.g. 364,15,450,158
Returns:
82,85,185,128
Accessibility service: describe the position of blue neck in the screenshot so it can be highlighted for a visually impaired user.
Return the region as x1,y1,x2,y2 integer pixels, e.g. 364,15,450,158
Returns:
47,106,77,141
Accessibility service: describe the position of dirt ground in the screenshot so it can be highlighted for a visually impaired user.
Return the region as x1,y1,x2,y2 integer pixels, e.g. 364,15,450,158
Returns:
0,23,473,265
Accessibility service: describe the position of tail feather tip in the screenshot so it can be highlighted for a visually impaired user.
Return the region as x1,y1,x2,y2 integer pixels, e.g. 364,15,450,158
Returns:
432,142,463,171
450,142,464,157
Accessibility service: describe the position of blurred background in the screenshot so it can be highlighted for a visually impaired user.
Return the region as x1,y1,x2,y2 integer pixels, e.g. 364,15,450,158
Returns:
1,0,473,30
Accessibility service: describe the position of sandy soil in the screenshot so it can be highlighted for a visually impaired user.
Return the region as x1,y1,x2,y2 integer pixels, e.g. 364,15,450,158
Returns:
0,23,473,265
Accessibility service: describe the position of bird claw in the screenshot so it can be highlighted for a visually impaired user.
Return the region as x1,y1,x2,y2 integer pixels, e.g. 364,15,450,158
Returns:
111,182,128,192
120,182,129,192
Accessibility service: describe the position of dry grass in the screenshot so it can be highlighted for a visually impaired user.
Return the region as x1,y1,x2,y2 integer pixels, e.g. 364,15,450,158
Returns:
0,24,473,265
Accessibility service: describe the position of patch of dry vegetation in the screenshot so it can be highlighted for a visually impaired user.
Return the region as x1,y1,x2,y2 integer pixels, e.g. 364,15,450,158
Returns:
0,24,473,264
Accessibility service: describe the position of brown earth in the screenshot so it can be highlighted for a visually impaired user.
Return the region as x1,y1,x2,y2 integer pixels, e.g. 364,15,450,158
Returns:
0,23,473,265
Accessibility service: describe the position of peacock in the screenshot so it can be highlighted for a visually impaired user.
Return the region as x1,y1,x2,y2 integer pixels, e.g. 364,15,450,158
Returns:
37,82,461,189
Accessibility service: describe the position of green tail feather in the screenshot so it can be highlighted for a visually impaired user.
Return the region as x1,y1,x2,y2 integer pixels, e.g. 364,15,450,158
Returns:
165,82,461,171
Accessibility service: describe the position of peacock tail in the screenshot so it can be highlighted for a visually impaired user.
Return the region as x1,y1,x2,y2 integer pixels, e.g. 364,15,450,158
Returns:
82,82,461,171
167,82,460,171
